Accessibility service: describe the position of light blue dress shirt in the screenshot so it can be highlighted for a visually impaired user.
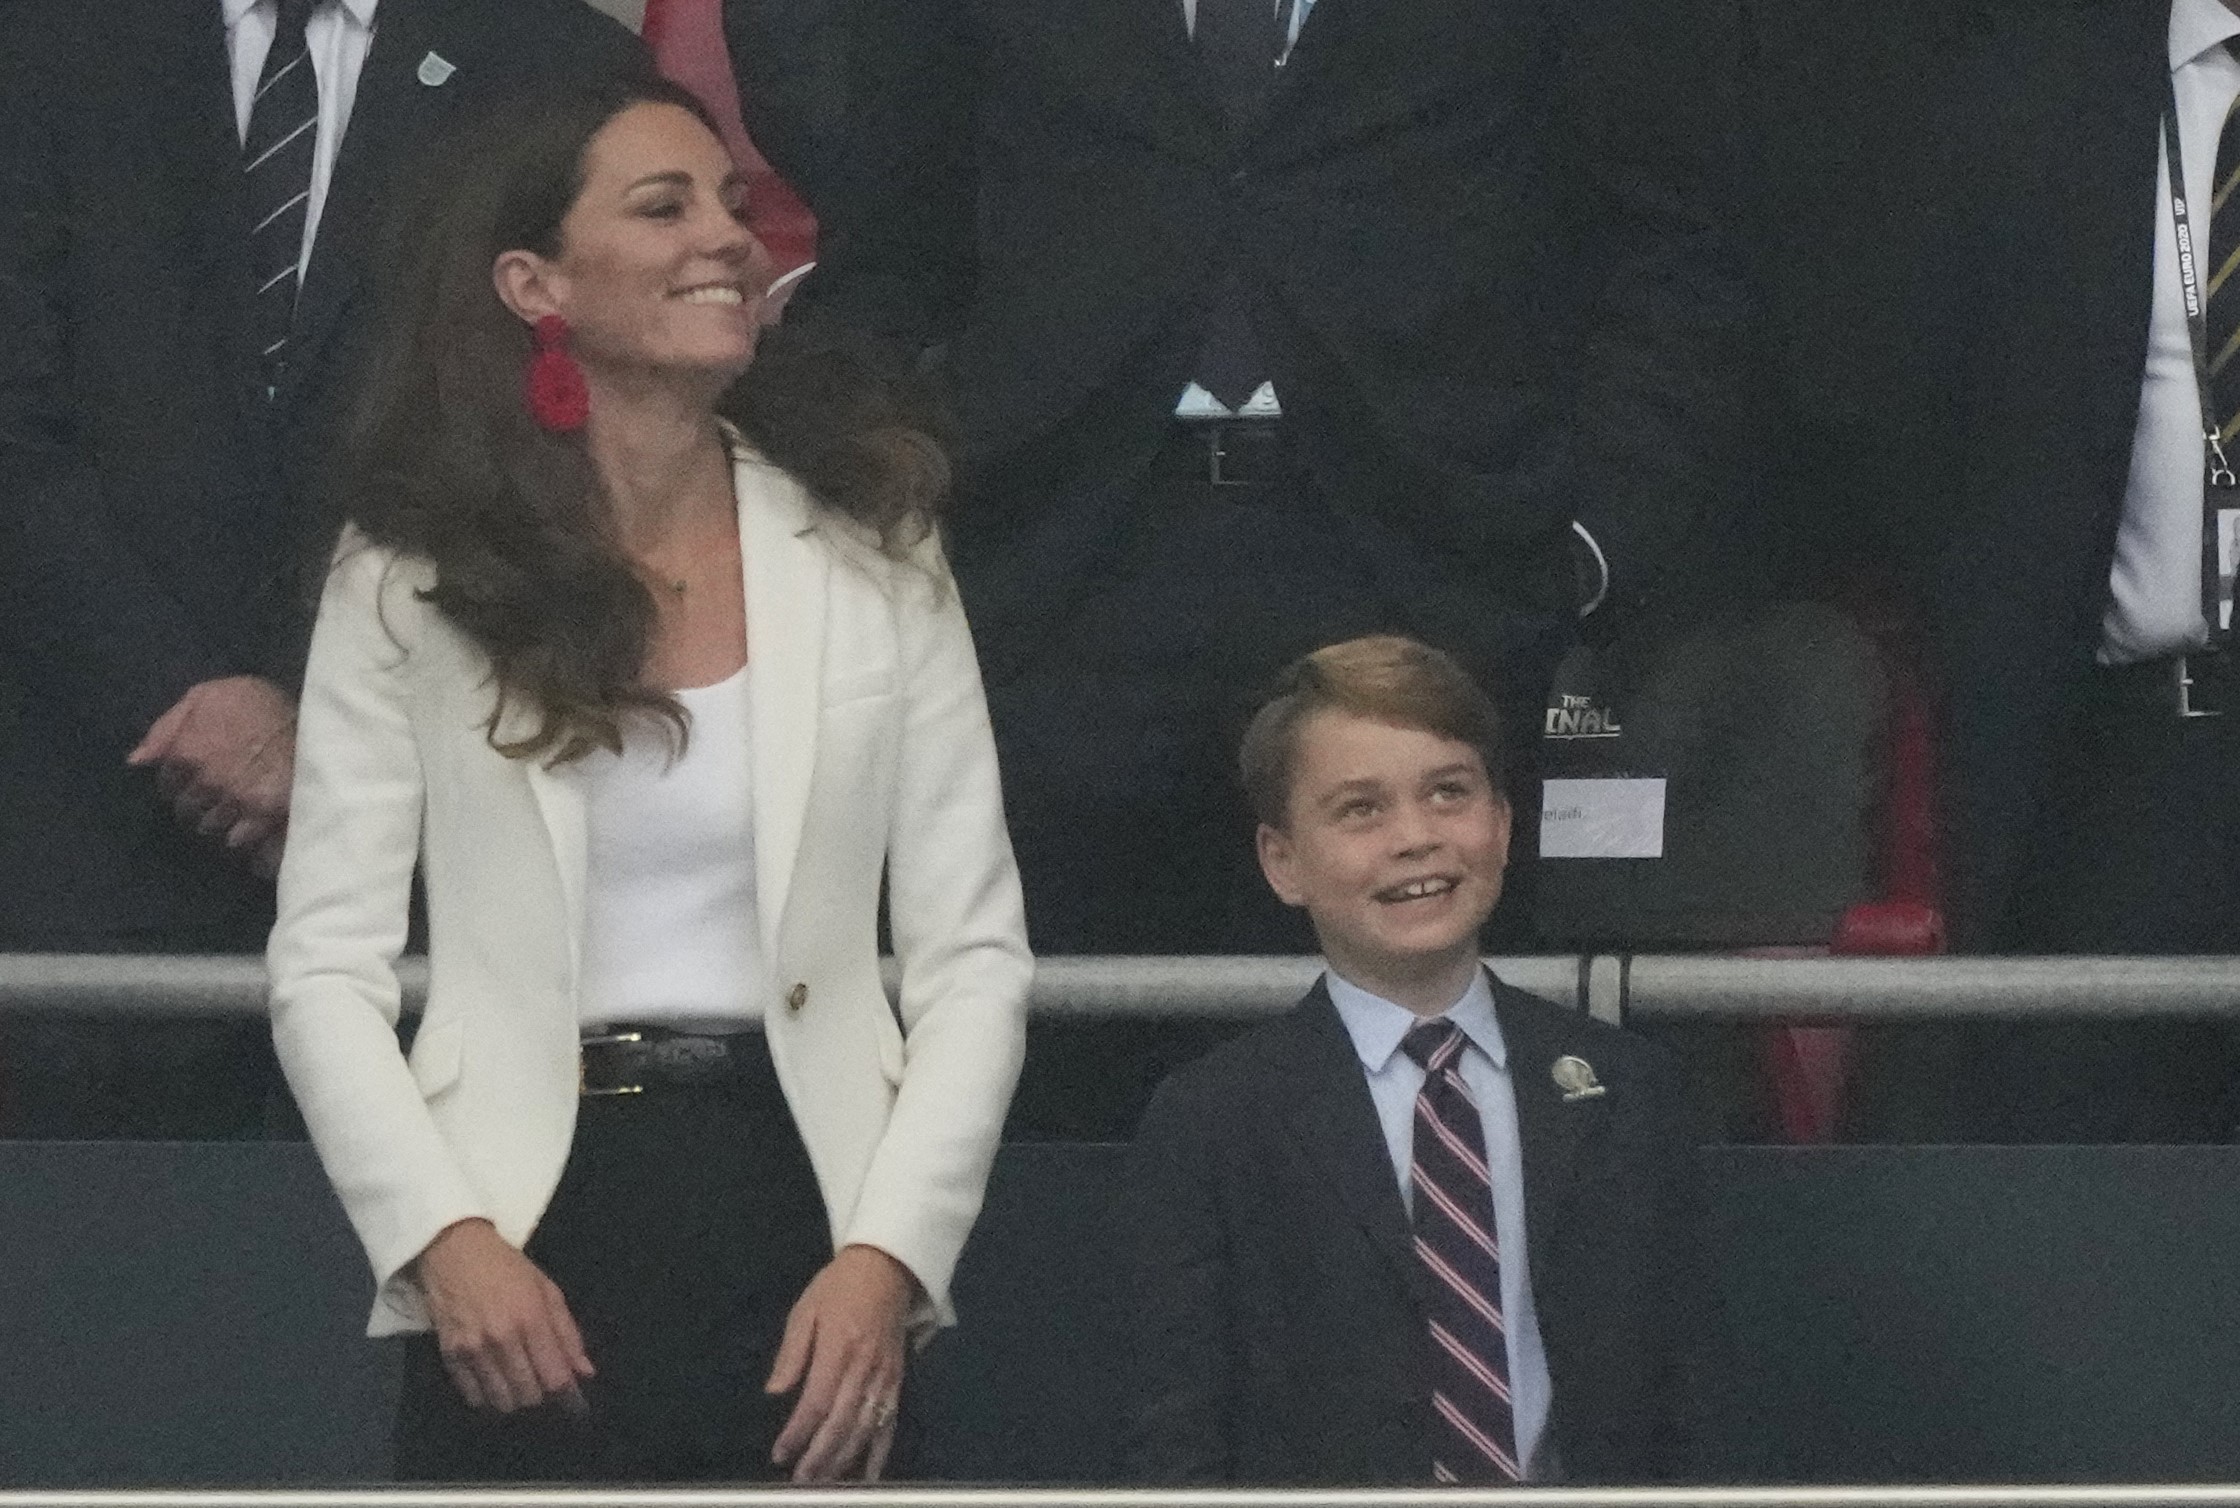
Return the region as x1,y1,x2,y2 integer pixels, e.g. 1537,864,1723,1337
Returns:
2102,0,2240,664
1324,967,1555,1481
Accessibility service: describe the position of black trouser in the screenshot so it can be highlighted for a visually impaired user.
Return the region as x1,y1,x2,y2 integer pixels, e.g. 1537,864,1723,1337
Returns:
394,1033,839,1481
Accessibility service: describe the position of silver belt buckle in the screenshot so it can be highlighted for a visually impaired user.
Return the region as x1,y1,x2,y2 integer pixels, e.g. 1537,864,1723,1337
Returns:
2177,654,2224,719
579,1029,647,1097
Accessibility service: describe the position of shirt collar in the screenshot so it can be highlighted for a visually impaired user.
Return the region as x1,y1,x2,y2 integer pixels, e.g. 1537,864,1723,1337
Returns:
224,0,378,31
1326,966,1508,1075
2171,0,2240,74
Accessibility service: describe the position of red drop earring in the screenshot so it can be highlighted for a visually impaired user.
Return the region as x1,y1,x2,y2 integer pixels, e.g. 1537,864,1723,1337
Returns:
524,314,589,433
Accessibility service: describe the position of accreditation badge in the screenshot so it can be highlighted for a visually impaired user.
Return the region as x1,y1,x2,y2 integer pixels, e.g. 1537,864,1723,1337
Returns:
2219,509,2240,633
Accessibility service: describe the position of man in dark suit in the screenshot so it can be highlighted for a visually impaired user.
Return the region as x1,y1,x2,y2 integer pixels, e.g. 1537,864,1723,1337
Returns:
0,0,646,1133
802,0,1753,953
1745,0,2240,1140
1120,636,1712,1484
718,0,846,224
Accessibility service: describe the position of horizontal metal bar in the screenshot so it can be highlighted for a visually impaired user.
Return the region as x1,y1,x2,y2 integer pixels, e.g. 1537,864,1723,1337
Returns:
8,1488,2240,1508
1622,954,2240,1022
1024,955,1585,1019
0,954,356,1019
0,955,1583,1021
4,953,2240,1023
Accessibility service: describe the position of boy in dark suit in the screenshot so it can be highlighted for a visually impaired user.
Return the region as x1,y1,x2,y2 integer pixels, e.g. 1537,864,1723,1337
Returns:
1121,635,1713,1484
0,0,646,1134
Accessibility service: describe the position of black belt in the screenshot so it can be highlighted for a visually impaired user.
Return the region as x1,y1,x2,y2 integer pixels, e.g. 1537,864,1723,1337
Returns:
579,1025,764,1097
1153,416,1296,489
2096,650,2233,720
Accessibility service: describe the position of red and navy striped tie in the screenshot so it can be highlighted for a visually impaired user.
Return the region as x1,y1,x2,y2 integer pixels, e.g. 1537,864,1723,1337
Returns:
1402,1020,1521,1484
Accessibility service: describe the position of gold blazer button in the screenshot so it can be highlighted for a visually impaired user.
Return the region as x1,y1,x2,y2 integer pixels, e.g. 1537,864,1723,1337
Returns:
786,982,809,1014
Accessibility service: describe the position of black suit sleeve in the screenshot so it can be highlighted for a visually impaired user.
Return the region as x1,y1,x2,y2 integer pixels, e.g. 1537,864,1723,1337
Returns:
0,12,244,756
1552,0,1760,643
523,0,653,81
721,0,849,216
791,0,980,351
1117,1074,1239,1484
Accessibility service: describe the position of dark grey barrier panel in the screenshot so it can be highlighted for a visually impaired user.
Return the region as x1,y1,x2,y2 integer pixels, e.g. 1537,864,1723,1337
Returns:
930,1146,2240,1484
1709,1146,2240,1484
0,1144,396,1486
8,1144,2240,1486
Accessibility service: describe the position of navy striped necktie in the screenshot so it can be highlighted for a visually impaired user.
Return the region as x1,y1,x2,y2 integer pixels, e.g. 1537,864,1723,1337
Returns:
1401,1020,1522,1485
243,0,321,385
1190,0,1281,409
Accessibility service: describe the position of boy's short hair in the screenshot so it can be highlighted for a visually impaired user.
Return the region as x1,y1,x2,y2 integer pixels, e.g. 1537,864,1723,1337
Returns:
1238,634,1506,829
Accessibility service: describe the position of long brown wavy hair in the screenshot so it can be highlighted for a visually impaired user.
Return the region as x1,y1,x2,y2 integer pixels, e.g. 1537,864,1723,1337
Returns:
334,75,948,765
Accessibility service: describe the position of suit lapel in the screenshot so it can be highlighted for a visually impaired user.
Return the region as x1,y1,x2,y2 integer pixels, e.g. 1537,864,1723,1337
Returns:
1489,976,1595,1354
2059,2,2168,514
1276,983,1432,1311
738,451,829,964
1123,0,1226,155
1964,2,2165,525
520,744,590,986
284,0,449,406
155,0,263,412
501,448,825,993
1260,0,1357,115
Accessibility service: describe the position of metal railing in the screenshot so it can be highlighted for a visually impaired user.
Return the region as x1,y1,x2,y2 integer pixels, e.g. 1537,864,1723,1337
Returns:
3,953,2238,1027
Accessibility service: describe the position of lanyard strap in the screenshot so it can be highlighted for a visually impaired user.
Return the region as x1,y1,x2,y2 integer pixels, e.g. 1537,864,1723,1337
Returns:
2162,83,2234,645
2163,90,2236,482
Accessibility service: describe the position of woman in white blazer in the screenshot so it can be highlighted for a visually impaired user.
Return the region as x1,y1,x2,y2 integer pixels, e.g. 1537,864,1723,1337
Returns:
267,77,1029,1483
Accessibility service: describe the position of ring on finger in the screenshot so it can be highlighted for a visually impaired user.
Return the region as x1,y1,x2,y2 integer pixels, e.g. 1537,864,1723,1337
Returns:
864,1396,898,1429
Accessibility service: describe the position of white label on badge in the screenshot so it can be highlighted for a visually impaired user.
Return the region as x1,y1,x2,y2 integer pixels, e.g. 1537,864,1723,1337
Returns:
1539,777,1667,859
2219,509,2240,632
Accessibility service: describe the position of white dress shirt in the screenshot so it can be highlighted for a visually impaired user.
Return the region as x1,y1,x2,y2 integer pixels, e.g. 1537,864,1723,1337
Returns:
224,0,379,284
568,667,776,1029
1325,967,1555,1481
2102,0,2240,664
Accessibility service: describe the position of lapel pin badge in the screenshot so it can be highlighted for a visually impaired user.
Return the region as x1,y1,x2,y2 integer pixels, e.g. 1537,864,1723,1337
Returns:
417,51,457,87
1551,1055,1606,1102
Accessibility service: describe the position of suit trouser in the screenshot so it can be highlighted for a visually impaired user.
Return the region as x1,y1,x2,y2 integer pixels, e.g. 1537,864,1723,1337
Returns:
1859,662,2240,1143
393,1033,853,1481
960,420,1569,957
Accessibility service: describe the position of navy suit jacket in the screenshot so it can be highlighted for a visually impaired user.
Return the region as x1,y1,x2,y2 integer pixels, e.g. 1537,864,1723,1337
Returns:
804,0,1756,674
0,0,646,947
1119,974,1718,1484
1741,0,2172,947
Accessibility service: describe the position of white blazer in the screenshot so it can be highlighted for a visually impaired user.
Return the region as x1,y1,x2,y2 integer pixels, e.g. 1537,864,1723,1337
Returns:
268,447,1032,1339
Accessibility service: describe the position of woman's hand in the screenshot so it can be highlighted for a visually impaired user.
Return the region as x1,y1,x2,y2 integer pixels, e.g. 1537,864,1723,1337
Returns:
766,1243,919,1481
413,1218,595,1414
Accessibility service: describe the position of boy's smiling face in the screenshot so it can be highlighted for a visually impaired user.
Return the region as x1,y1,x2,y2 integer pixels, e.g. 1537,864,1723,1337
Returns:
1256,708,1510,1015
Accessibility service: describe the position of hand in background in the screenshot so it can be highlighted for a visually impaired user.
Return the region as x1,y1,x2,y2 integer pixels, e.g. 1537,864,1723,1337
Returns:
128,675,295,871
767,1242,918,1481
413,1218,595,1415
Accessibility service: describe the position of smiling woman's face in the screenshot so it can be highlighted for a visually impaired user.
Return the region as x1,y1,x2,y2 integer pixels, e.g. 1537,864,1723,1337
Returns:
507,101,771,389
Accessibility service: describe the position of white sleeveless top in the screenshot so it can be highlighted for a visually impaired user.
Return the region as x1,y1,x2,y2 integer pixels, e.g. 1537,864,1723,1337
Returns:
568,666,771,1028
